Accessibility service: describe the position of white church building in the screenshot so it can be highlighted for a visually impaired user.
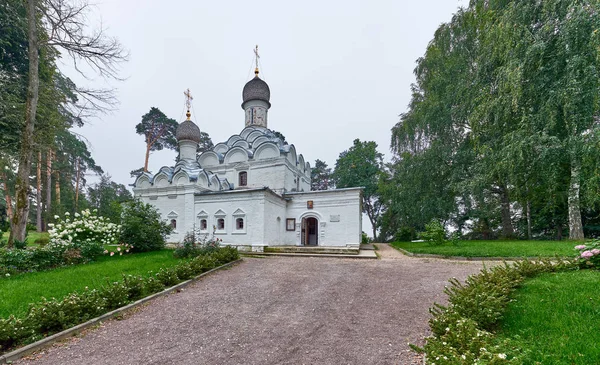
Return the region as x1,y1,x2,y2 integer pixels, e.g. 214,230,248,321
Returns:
132,66,362,251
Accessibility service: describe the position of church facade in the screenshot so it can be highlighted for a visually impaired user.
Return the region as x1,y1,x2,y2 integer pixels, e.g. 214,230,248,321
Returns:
132,69,362,251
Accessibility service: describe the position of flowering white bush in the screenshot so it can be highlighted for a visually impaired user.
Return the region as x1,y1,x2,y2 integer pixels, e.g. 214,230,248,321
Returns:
48,209,121,246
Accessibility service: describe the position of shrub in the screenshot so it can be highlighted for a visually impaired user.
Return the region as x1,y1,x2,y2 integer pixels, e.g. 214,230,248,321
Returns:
419,219,446,245
120,200,172,252
154,267,180,287
34,236,49,246
395,226,416,242
412,258,577,364
574,240,600,269
48,209,120,246
361,232,370,244
174,230,221,259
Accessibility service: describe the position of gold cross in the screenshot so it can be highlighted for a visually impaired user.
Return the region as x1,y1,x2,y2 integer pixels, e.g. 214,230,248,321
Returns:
184,88,193,110
254,45,260,75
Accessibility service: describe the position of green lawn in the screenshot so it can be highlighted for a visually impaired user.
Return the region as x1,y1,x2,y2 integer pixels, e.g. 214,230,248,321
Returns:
391,240,578,257
496,270,600,364
0,250,179,318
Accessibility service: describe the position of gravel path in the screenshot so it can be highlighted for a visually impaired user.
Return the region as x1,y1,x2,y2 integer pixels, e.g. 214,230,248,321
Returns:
18,246,489,365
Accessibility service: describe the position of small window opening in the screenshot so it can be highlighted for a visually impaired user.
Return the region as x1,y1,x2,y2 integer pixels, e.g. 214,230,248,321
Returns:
217,218,225,230
170,219,177,229
239,171,248,187
200,219,207,230
236,218,244,230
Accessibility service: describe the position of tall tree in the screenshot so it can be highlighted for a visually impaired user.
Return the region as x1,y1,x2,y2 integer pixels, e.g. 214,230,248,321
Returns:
333,139,384,240
136,107,178,172
310,159,332,191
9,0,127,245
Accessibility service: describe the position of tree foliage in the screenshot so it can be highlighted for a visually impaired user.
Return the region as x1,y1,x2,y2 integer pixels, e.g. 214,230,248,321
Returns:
87,174,132,223
2,0,126,245
383,0,600,241
136,107,178,173
311,159,333,191
333,139,385,240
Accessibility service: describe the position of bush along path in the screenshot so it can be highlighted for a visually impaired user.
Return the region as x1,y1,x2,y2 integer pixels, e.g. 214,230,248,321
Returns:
412,257,578,364
0,247,239,354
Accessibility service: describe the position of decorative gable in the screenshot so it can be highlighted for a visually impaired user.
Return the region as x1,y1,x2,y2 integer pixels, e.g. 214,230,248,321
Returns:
214,209,226,217
197,210,208,218
232,208,246,216
167,211,178,218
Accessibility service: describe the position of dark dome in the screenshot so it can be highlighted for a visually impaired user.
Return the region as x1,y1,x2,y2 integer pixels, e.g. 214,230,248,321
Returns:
176,120,201,143
242,76,271,106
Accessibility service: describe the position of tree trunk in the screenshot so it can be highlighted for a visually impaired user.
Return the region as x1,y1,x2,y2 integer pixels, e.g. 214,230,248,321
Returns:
526,199,532,240
55,169,60,207
36,150,42,231
9,0,39,246
0,171,13,222
498,183,514,239
568,157,584,240
556,222,563,241
144,145,151,172
46,149,52,220
75,157,80,211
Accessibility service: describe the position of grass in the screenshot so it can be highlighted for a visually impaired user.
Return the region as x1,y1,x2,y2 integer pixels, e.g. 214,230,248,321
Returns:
0,250,180,318
391,240,578,258
496,270,600,364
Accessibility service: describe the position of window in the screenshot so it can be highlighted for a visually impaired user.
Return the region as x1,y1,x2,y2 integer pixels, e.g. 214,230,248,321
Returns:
200,219,207,230
239,171,248,187
170,219,177,229
232,208,246,235
217,218,225,230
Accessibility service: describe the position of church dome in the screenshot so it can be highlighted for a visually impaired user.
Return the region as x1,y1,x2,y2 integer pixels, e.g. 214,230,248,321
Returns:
242,75,271,106
176,120,202,143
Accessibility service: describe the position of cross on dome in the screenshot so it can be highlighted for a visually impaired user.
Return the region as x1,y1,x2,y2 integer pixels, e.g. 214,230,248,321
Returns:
254,45,260,75
184,88,193,120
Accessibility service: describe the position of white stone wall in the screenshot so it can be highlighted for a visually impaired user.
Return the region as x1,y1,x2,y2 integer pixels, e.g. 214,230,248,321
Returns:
283,188,363,247
135,185,201,242
193,189,271,246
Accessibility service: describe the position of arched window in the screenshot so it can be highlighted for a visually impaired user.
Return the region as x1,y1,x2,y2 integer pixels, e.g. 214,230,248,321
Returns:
217,218,225,230
236,218,244,230
239,171,248,186
170,219,177,229
200,219,207,230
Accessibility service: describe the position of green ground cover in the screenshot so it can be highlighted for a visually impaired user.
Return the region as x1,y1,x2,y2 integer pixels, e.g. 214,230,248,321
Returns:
391,240,577,257
497,270,600,364
0,250,179,318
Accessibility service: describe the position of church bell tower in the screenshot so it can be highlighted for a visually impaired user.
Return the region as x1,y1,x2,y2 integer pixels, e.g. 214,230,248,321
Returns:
242,45,271,128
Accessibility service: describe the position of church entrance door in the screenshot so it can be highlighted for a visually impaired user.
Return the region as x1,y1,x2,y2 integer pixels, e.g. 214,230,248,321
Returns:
301,217,318,246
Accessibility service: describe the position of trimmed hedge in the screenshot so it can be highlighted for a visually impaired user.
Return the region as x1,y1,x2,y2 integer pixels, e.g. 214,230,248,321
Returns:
412,258,577,364
0,246,239,353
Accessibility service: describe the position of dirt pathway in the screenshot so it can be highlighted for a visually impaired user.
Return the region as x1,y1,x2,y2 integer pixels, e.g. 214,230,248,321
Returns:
18,252,488,365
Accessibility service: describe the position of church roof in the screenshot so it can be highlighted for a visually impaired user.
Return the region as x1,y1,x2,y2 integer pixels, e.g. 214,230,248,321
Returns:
242,76,271,107
176,120,202,143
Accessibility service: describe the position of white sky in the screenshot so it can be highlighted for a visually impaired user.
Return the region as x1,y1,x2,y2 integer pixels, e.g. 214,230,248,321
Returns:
72,0,465,186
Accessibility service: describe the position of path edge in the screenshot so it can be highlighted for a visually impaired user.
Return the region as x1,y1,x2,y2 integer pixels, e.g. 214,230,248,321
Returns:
390,245,549,262
0,258,243,364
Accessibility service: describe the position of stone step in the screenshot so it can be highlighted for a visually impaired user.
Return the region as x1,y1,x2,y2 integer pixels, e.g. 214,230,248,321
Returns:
264,245,360,255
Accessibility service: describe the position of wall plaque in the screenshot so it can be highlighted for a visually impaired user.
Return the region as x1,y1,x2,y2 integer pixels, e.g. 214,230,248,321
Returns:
330,215,340,222
286,218,296,231
307,200,314,209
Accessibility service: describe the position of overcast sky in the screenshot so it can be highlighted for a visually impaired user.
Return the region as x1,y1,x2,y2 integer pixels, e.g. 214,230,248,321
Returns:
72,0,465,186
